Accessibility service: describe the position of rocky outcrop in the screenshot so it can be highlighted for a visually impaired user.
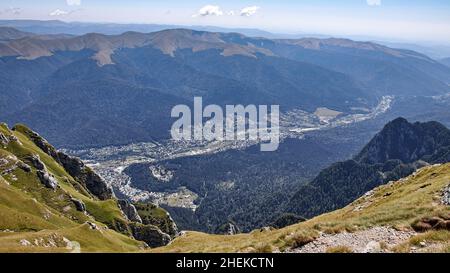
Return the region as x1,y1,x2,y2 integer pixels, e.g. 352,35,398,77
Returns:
0,130,22,146
71,198,86,212
13,125,59,160
26,154,45,171
57,152,114,200
12,125,114,200
443,185,450,206
86,222,99,230
215,222,240,235
37,170,58,190
129,223,171,248
133,202,178,237
17,161,31,173
0,132,9,146
118,200,142,223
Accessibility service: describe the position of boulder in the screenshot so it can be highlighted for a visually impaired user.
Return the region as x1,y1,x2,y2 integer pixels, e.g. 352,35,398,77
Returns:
363,241,382,253
19,239,31,246
36,170,58,190
86,222,99,230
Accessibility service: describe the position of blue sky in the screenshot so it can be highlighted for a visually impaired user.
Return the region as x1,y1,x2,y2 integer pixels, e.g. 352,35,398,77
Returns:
0,0,449,43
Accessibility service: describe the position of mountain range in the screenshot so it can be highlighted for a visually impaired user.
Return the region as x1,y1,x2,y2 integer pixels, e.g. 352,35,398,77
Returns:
1,26,449,148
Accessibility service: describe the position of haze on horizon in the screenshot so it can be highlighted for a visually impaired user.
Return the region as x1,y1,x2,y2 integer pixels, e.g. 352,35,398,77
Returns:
0,0,449,44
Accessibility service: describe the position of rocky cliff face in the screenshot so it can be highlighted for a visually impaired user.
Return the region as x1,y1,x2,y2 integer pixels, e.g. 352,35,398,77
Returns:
57,152,114,200
118,199,142,223
130,223,171,248
12,124,114,200
134,202,178,237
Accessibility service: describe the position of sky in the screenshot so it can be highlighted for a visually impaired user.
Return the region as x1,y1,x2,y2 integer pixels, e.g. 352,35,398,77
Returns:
0,0,449,44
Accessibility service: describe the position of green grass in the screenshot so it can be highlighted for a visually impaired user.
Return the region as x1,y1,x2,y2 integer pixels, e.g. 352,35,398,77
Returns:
326,246,353,253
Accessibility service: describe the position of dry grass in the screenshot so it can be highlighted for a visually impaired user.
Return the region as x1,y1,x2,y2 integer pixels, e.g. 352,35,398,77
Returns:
153,163,450,253
326,246,353,253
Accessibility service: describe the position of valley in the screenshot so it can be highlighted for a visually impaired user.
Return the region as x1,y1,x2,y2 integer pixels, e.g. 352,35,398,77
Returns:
64,96,394,211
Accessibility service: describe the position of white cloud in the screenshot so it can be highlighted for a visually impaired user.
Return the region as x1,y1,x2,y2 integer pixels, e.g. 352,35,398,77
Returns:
49,9,69,16
366,0,381,6
193,5,223,17
67,0,81,6
240,6,260,17
4,7,22,15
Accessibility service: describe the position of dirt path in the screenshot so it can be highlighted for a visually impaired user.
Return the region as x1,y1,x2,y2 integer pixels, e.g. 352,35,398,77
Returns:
287,227,416,253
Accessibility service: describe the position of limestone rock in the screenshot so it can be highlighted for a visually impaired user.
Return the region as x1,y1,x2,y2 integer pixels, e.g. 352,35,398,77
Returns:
27,154,46,171
19,239,31,246
86,222,99,230
36,170,58,189
118,199,142,223
71,198,86,212
443,184,450,206
130,223,171,248
363,241,382,253
13,125,114,200
0,132,9,146
17,161,32,173
57,152,114,200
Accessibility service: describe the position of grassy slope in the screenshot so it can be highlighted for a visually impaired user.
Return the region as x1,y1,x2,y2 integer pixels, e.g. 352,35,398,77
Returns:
0,124,143,252
153,163,450,253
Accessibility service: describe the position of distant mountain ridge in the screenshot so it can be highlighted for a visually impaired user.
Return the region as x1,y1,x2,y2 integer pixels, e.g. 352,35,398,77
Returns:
286,118,450,218
1,27,449,148
0,27,34,41
0,28,440,66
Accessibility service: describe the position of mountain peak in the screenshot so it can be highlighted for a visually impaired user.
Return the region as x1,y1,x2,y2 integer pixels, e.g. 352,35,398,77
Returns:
0,28,273,66
356,118,450,164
